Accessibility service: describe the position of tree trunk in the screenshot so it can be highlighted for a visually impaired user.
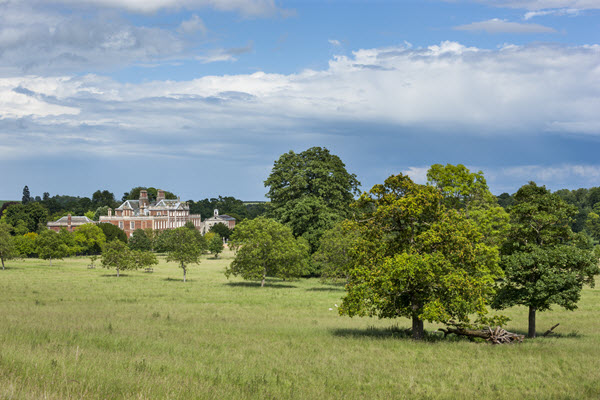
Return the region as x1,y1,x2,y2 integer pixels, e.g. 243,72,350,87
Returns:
411,297,424,340
412,315,424,340
528,306,536,338
49,257,52,267
182,262,186,282
1,257,4,270
117,268,120,277
261,266,266,287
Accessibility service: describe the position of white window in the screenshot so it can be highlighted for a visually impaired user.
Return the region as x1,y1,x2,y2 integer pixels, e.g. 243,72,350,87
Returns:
119,221,124,229
130,221,135,230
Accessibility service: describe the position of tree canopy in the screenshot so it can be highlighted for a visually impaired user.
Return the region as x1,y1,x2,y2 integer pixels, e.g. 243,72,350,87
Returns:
264,147,360,252
36,230,69,266
165,227,206,282
339,173,503,339
0,223,15,269
493,182,599,338
226,217,309,286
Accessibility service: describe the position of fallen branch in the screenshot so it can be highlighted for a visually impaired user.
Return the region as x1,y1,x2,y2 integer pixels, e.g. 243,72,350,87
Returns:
543,323,560,337
439,326,524,344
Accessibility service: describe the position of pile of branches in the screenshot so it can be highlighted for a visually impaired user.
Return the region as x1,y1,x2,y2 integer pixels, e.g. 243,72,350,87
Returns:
439,325,524,344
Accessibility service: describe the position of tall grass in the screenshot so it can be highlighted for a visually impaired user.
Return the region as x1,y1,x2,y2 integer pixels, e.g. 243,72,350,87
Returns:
0,251,599,399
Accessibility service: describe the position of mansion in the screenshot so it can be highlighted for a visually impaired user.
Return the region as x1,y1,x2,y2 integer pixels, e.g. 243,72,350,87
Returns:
100,189,206,237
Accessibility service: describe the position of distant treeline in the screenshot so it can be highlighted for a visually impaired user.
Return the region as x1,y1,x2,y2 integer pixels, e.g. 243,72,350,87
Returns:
0,186,268,235
497,186,600,239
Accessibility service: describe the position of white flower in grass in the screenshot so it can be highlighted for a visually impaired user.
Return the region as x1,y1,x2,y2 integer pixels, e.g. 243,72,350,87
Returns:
329,308,333,311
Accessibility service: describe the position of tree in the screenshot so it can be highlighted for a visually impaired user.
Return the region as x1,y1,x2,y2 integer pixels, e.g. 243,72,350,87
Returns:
73,223,106,255
36,230,69,266
122,187,177,202
22,186,32,204
208,233,224,258
225,217,309,287
101,240,135,277
313,221,361,282
13,232,38,257
2,202,48,233
494,182,600,338
91,190,117,208
264,147,360,252
97,223,128,243
128,229,152,251
339,174,502,340
166,227,205,282
132,249,158,271
58,228,80,255
209,222,232,240
584,203,600,241
0,223,15,270
426,164,509,247
93,206,110,221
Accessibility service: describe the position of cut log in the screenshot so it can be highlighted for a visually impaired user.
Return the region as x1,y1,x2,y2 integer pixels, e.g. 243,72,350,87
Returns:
439,326,524,344
543,323,560,337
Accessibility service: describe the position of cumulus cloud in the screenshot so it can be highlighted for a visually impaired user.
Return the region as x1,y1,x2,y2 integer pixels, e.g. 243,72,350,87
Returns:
454,18,557,33
1,41,600,161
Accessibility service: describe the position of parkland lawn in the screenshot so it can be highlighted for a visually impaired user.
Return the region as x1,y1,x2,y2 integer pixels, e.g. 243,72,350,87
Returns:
1,250,599,399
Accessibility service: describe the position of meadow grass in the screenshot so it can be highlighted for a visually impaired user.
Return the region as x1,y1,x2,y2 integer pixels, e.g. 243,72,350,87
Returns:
1,250,599,399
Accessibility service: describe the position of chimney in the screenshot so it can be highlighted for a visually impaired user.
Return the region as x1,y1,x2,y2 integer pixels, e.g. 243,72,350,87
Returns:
108,208,112,217
140,189,149,209
67,214,72,229
157,189,165,202
214,209,218,217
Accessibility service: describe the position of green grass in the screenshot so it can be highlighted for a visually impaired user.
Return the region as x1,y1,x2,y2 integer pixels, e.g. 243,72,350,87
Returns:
1,251,599,399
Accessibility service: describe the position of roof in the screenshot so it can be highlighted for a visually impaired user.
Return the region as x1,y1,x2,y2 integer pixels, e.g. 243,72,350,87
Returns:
205,214,236,222
48,215,94,226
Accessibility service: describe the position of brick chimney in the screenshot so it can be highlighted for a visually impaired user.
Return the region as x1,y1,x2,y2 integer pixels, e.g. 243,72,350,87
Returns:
67,214,72,230
157,189,165,202
139,189,150,209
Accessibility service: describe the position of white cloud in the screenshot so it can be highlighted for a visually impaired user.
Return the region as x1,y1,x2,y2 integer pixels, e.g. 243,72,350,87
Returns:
34,0,287,17
402,167,429,184
178,14,207,35
195,42,254,63
480,0,600,10
454,18,557,33
1,41,600,161
328,39,341,46
523,8,580,18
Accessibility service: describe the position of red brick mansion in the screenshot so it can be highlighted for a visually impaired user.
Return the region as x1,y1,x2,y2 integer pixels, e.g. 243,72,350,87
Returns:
99,189,202,237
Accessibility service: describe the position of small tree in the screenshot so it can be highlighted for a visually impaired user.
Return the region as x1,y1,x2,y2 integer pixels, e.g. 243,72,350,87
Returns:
166,227,204,282
22,185,32,204
97,223,128,243
13,232,38,257
226,217,309,287
313,221,360,282
101,240,134,277
494,182,600,338
36,230,70,266
209,223,233,240
132,249,158,271
0,223,15,270
208,233,224,258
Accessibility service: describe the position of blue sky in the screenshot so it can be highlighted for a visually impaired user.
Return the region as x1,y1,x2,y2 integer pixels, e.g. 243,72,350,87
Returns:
1,0,600,201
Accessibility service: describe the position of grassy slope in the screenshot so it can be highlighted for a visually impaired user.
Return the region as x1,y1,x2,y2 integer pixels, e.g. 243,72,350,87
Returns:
0,251,599,399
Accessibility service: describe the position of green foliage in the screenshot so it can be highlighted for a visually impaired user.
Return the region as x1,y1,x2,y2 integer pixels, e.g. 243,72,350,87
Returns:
265,147,360,253
495,182,600,337
340,173,502,339
209,222,233,240
188,196,260,222
226,217,309,286
73,223,106,255
313,220,361,282
36,230,70,266
93,206,110,221
2,202,48,233
91,190,118,208
13,232,38,257
101,240,135,277
122,187,177,202
165,227,205,282
128,229,152,251
0,223,15,269
132,249,158,270
22,186,32,205
97,223,127,244
208,233,224,258
57,228,80,255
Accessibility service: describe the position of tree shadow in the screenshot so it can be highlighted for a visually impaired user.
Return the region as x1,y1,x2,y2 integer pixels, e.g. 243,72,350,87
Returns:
163,277,189,282
331,326,456,342
306,287,345,292
225,281,297,289
100,274,132,278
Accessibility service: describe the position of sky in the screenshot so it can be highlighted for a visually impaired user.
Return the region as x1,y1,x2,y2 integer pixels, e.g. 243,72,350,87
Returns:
1,0,600,201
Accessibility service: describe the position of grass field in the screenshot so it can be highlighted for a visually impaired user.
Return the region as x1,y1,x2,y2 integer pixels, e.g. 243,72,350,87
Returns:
1,250,599,399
